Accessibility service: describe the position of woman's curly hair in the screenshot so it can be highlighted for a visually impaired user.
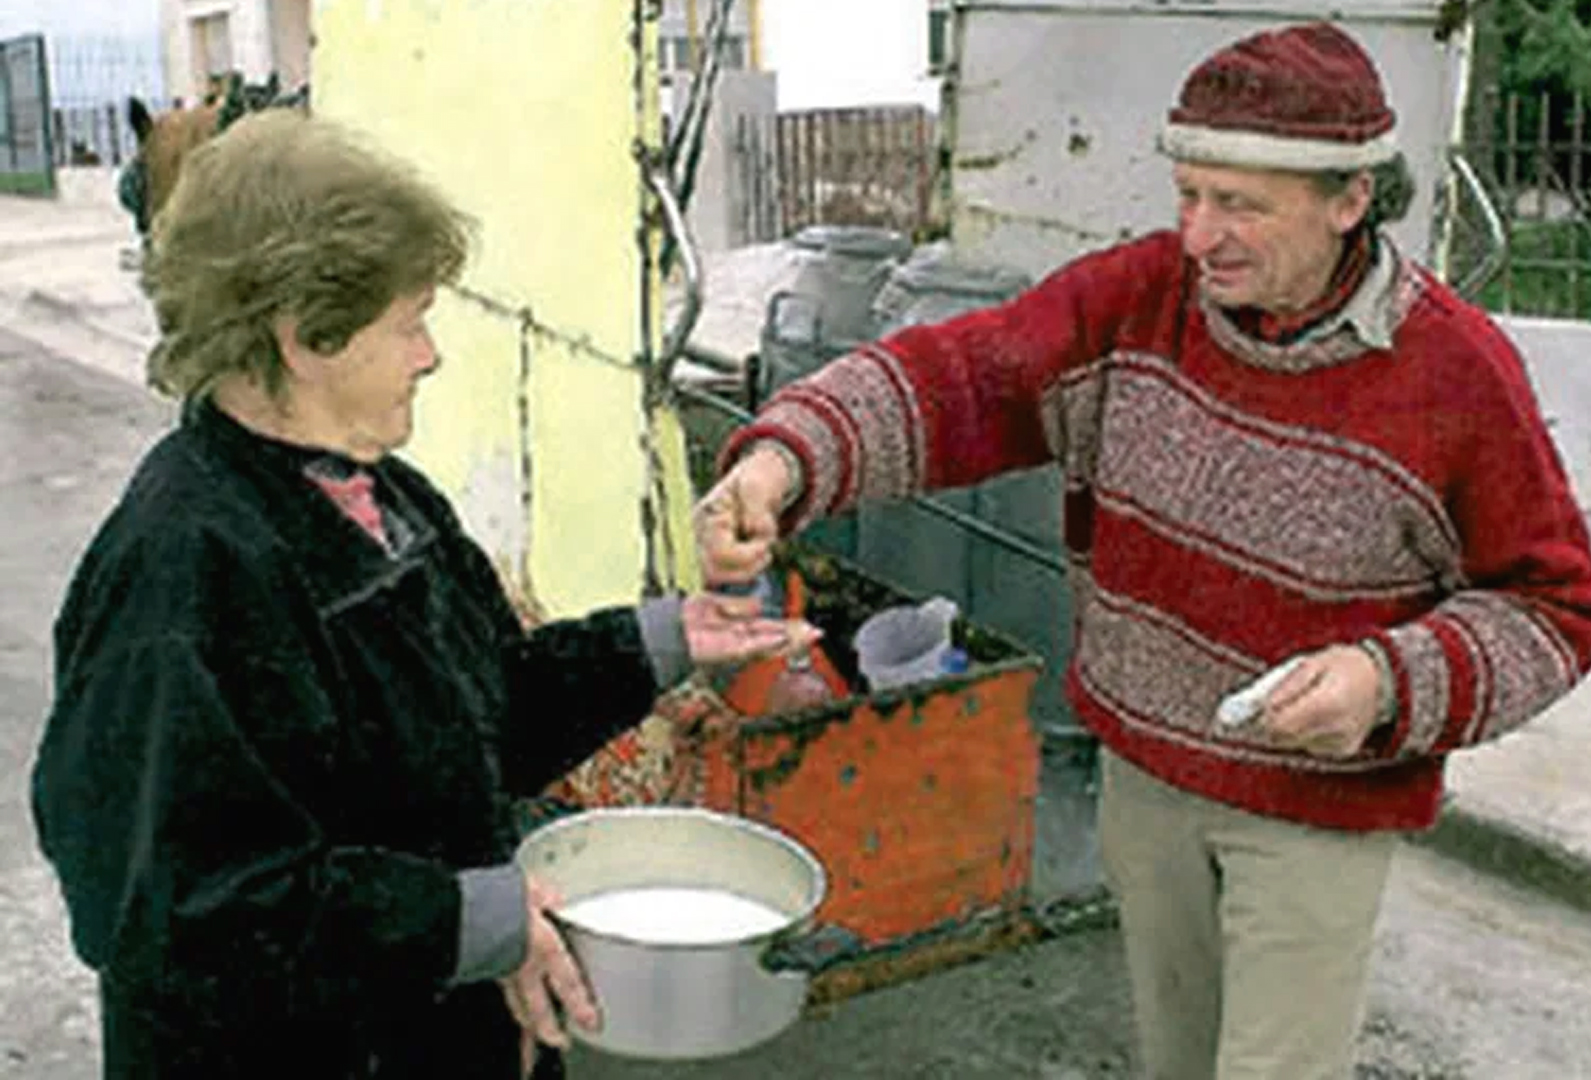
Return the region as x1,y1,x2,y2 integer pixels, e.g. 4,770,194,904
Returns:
142,110,475,400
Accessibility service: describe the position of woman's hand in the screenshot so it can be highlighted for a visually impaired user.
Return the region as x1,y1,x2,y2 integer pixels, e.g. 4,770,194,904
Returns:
681,591,820,667
497,878,598,1074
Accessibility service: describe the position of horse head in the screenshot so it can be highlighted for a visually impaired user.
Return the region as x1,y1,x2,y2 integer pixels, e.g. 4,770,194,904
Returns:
119,73,310,239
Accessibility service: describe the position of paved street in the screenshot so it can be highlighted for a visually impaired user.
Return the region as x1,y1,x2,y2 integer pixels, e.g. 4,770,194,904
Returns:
0,327,174,1078
3,323,1591,1078
570,845,1591,1080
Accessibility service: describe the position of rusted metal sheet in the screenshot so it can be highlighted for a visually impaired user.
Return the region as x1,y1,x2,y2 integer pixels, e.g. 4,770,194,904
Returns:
807,911,1046,1006
737,669,1041,946
562,547,1049,994
804,889,1120,1006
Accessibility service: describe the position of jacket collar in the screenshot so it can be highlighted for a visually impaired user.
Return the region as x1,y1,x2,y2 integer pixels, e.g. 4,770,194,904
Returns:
182,399,440,615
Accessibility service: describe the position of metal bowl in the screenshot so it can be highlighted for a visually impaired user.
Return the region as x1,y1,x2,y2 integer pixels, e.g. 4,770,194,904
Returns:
515,806,851,1061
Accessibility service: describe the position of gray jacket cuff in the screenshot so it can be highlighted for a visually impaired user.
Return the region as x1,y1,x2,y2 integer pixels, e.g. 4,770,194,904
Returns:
638,594,691,689
453,865,528,985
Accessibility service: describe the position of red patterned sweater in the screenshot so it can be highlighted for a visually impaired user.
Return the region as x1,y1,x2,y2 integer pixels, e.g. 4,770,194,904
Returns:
722,230,1591,831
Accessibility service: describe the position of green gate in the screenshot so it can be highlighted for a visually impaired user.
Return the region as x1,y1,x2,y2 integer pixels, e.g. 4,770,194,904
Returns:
0,34,55,196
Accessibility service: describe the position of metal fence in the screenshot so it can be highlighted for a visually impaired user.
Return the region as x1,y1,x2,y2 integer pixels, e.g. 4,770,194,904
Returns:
43,34,167,170
1,34,54,195
1452,89,1591,319
52,104,135,166
730,112,783,244
47,34,165,111
731,105,941,241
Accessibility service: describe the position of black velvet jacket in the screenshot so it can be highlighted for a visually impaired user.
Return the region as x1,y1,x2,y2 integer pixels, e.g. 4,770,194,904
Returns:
33,403,658,1078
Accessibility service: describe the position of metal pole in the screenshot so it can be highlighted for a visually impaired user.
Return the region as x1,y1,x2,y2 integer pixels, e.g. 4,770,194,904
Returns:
746,0,762,71
685,0,700,69
1573,95,1584,317
2,47,18,172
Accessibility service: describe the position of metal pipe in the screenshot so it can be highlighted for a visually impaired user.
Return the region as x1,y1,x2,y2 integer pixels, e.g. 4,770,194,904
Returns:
1452,151,1507,300
1430,14,1476,279
681,342,745,375
747,0,762,70
685,0,700,68
647,164,704,392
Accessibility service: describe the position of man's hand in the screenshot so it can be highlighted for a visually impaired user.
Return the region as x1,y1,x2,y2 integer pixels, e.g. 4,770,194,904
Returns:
497,879,598,1074
1254,645,1385,758
693,446,794,587
682,591,820,667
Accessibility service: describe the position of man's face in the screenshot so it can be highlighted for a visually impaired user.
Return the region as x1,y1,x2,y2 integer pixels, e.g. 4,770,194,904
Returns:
1174,161,1369,313
294,287,440,463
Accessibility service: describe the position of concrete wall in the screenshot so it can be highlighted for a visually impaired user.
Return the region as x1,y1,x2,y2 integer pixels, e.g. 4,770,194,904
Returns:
657,0,755,38
313,0,699,617
157,0,185,100
1496,315,1591,518
669,69,778,252
268,0,311,90
657,0,755,56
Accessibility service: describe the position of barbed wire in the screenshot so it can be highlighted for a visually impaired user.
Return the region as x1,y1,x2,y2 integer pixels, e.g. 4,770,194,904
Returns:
449,283,644,375
448,280,691,596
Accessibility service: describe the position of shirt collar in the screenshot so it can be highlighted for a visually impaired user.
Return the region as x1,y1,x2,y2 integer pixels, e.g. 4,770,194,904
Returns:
1299,231,1400,350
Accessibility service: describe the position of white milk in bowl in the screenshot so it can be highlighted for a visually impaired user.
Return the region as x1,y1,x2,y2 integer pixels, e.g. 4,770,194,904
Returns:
560,887,789,945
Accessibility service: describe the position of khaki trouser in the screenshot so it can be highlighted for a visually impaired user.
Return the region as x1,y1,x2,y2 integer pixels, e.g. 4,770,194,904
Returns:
1099,751,1398,1080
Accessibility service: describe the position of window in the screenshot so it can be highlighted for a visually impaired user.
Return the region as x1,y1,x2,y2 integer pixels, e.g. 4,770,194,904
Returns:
665,35,692,72
194,13,233,76
660,33,745,73
928,9,948,74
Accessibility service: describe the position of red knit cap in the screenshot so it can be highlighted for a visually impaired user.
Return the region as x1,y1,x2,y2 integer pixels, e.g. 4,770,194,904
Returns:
1159,22,1397,172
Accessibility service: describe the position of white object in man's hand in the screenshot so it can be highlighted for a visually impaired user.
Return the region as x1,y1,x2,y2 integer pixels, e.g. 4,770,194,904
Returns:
1217,646,1385,759
1217,655,1307,729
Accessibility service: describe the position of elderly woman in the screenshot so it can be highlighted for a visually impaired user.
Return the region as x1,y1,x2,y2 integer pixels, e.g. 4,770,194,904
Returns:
32,110,810,1080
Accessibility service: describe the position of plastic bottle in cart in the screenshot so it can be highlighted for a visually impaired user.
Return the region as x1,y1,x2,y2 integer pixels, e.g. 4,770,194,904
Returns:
717,571,845,715
764,640,837,712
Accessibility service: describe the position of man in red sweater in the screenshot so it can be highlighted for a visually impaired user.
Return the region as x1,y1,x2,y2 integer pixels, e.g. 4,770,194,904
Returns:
695,21,1591,1080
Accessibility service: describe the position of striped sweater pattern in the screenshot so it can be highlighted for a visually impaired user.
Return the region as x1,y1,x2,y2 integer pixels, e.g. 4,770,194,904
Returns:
723,230,1591,831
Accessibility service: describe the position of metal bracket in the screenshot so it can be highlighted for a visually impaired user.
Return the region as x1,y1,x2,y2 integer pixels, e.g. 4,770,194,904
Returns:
1450,150,1507,301
644,161,704,396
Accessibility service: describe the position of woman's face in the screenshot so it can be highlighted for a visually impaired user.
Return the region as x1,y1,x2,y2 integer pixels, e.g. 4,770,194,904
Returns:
287,287,440,463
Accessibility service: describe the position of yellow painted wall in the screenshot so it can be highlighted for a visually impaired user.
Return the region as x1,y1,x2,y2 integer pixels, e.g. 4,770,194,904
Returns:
313,0,699,616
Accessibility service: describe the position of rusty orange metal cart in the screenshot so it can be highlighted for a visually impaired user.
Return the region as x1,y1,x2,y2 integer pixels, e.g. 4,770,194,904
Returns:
537,387,1112,1005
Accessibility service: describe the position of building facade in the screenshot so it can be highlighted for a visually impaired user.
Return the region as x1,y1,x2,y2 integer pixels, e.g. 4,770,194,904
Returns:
157,0,754,106
158,0,309,103
658,0,761,85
